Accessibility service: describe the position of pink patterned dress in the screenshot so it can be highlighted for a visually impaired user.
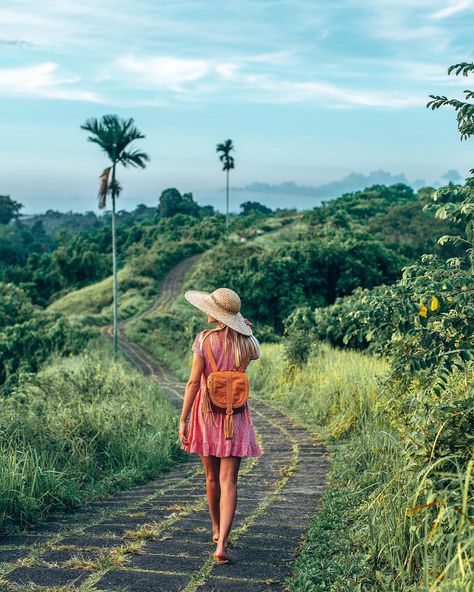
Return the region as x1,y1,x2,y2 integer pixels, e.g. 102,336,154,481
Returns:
180,329,262,458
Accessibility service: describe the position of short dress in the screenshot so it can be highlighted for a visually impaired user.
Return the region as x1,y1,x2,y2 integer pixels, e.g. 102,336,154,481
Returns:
180,329,262,458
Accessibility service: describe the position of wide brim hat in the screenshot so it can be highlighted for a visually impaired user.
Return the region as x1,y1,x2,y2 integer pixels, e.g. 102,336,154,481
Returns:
184,287,252,336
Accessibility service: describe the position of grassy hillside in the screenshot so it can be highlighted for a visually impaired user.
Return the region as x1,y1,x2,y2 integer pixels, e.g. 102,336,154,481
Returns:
0,337,183,532
4,180,471,587
47,263,157,324
45,210,297,326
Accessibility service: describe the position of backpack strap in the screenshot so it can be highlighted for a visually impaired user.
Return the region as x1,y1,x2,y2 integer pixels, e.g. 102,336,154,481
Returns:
203,333,248,373
204,336,218,373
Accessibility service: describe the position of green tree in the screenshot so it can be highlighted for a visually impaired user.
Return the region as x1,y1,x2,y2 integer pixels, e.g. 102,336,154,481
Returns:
0,195,23,225
80,114,150,355
428,62,474,142
427,61,474,271
216,139,235,231
240,201,272,215
158,188,201,218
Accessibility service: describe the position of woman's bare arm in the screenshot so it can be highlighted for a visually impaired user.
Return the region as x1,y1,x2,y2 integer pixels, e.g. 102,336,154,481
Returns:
179,352,205,445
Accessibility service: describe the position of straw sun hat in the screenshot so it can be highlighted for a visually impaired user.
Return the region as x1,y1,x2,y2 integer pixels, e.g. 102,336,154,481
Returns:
184,288,252,336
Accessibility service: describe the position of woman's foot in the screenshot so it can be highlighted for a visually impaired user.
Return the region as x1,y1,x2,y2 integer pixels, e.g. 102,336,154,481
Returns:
212,524,219,543
213,545,230,564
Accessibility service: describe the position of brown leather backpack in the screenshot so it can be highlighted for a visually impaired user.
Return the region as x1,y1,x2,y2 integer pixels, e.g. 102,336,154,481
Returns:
200,335,249,439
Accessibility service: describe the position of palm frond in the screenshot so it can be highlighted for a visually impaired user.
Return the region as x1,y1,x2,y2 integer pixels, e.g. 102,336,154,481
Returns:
118,149,150,168
216,138,235,171
81,113,150,166
109,179,122,196
97,167,111,209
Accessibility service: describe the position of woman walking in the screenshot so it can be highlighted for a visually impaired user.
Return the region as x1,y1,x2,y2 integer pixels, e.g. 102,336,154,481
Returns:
179,287,262,565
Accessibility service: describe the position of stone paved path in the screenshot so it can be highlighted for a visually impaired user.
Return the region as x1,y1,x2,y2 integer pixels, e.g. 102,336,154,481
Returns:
0,256,329,592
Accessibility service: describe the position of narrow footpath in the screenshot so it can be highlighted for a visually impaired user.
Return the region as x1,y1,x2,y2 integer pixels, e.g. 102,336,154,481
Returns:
0,256,329,592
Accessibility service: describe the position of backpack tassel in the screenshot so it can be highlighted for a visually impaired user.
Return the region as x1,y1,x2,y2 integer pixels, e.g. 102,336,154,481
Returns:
201,380,218,428
224,410,234,439
201,380,212,414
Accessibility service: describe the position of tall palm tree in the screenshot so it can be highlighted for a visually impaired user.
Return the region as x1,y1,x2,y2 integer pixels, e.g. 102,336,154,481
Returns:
81,114,150,356
216,139,235,230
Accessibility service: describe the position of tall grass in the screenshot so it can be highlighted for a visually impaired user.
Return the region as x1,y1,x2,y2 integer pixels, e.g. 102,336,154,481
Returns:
249,342,388,439
0,338,184,531
249,343,474,591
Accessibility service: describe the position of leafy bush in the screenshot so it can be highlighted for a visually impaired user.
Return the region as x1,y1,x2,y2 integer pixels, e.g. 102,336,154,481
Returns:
292,180,474,398
0,283,91,391
186,236,406,333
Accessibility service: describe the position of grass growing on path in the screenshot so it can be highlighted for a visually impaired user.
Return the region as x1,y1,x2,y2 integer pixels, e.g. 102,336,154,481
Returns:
0,338,184,532
287,448,381,592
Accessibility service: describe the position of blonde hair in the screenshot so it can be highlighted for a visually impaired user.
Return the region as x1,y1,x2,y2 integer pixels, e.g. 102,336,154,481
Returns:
197,323,260,368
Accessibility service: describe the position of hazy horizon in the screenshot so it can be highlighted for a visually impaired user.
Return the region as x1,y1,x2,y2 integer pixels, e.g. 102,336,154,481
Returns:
16,167,461,216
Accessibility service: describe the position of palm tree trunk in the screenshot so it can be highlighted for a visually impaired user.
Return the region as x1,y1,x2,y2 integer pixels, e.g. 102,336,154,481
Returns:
226,168,229,231
111,162,119,357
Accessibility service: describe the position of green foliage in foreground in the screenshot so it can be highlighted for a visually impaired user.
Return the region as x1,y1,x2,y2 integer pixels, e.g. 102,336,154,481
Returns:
0,339,183,531
249,343,473,591
0,283,91,391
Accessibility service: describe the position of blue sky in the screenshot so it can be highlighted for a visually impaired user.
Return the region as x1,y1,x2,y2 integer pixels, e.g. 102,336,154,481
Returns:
1,0,473,214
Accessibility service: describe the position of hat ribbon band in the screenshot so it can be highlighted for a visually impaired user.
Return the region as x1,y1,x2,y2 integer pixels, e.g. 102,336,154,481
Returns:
210,294,239,315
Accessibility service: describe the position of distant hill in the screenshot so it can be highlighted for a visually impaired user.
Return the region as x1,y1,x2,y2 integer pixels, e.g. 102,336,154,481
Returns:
233,170,429,200
233,169,464,202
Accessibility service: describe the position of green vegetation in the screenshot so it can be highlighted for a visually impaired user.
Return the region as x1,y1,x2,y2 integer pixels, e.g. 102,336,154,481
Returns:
248,62,474,592
158,187,215,218
0,338,183,531
249,342,473,591
123,180,465,384
0,195,22,224
46,214,220,323
0,282,90,393
47,262,158,322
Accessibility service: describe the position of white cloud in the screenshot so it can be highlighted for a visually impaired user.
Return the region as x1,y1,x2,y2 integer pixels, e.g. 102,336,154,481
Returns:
115,52,293,91
1,0,471,109
117,56,210,91
115,52,422,108
431,0,473,19
235,75,423,108
0,62,102,102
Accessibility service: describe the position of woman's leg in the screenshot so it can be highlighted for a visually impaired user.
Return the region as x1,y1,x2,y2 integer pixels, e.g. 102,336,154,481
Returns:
216,455,241,556
200,454,221,539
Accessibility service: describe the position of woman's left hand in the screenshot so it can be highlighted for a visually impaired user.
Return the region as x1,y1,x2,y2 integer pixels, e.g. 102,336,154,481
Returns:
179,419,189,446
